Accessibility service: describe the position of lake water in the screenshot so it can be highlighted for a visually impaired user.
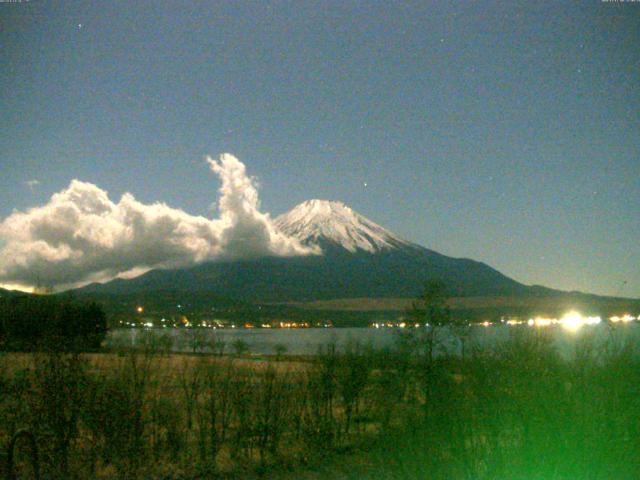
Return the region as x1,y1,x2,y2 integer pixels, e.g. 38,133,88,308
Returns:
107,323,640,357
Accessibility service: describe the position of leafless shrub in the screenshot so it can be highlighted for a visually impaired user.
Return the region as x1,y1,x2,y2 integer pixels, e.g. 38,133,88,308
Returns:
195,359,234,470
30,352,88,478
300,344,339,456
251,366,292,466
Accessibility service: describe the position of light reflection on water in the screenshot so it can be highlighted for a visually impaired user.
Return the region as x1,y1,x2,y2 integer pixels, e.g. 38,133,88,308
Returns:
107,322,640,357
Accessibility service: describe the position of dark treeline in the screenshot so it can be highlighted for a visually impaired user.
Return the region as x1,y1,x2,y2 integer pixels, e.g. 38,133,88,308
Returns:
0,294,107,351
2,328,640,479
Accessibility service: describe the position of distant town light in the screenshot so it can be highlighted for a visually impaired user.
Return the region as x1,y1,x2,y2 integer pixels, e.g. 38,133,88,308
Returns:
529,317,554,327
136,306,144,313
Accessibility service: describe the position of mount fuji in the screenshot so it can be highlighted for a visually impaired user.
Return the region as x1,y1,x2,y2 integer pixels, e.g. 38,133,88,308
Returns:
77,199,532,301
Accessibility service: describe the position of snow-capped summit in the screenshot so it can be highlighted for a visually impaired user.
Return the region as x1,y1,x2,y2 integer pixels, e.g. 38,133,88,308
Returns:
275,199,411,253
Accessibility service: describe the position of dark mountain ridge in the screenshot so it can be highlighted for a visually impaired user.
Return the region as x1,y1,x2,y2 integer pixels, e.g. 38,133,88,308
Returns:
77,200,532,302
74,200,638,316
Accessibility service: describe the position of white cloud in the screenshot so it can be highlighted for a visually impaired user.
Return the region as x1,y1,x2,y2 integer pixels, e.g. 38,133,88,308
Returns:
0,154,317,290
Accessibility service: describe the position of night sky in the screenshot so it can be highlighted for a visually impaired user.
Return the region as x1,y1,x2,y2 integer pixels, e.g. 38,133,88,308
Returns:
1,1,639,297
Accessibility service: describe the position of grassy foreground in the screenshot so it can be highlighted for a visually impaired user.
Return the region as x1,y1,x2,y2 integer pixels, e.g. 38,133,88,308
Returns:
2,327,640,479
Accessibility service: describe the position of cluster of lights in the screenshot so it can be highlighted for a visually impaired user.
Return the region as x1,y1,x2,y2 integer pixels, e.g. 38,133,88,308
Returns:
506,319,524,326
524,312,602,331
277,321,311,328
610,314,636,323
558,311,602,331
126,306,336,329
502,311,639,331
523,312,640,330
371,322,422,329
122,306,637,331
527,317,555,327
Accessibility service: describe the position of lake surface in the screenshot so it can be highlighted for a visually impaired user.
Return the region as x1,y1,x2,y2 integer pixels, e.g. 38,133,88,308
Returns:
107,323,640,357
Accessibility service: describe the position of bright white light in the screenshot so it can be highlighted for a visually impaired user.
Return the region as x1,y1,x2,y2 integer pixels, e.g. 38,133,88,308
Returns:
560,311,582,331
559,311,601,331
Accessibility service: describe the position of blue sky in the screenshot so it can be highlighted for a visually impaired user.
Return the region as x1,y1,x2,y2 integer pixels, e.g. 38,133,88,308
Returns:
1,1,639,296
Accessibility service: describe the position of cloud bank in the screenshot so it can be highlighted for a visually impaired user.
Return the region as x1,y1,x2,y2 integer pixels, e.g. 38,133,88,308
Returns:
0,154,316,290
